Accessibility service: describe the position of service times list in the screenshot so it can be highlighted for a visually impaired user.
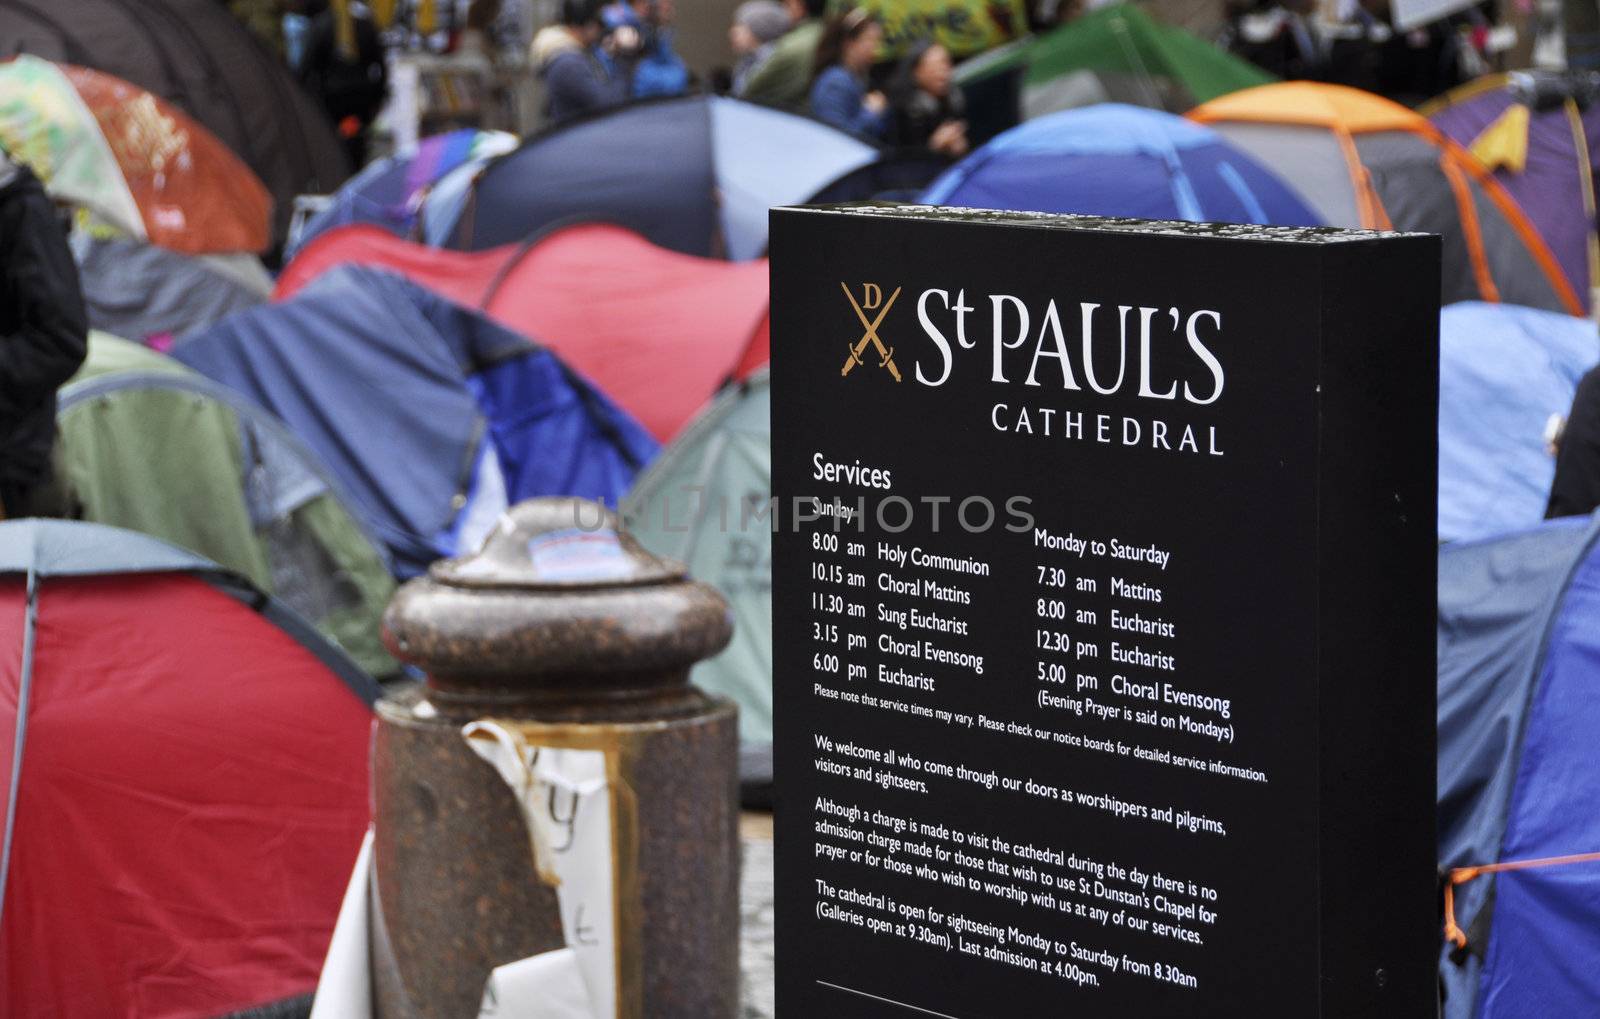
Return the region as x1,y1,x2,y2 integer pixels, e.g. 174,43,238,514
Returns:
797,460,1270,1011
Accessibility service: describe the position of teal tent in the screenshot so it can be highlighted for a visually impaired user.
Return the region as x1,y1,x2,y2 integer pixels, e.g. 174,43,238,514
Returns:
625,371,771,784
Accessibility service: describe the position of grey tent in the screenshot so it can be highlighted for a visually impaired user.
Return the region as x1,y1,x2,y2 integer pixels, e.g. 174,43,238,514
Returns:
56,334,398,677
625,370,772,784
72,235,268,344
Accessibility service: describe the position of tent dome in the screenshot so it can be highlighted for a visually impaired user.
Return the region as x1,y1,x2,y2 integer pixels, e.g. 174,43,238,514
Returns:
0,0,349,246
0,519,377,1016
438,95,879,260
177,266,660,576
1438,515,1600,1016
277,223,772,442
955,3,1273,142
56,333,398,676
1425,72,1600,315
626,370,772,783
1439,303,1598,543
1190,82,1582,315
921,103,1322,226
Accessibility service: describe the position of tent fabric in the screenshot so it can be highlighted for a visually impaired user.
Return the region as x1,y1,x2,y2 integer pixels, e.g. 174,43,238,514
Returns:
1425,73,1600,314
1439,303,1599,544
177,265,659,576
0,519,374,1018
0,0,349,246
921,103,1322,227
442,96,877,260
275,223,519,306
626,369,772,779
289,129,517,257
481,223,771,440
804,150,953,204
73,235,267,344
276,223,772,443
955,4,1272,141
56,334,398,677
1437,514,1600,1017
1190,82,1584,315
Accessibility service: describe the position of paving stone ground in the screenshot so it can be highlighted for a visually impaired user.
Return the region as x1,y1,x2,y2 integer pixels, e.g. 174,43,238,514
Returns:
740,836,776,1019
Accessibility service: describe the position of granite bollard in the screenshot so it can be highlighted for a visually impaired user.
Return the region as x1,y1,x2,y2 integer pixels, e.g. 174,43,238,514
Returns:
371,497,740,1018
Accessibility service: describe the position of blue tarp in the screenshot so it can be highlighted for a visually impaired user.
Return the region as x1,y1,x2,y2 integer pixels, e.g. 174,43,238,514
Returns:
176,266,658,575
441,96,878,259
1437,514,1600,1017
920,103,1321,226
1440,303,1599,544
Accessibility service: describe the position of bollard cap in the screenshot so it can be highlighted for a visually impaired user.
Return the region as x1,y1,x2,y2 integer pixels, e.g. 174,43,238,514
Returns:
433,498,684,590
381,498,733,711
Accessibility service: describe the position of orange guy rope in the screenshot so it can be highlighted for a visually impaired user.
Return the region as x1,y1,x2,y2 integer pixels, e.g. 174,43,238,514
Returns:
1444,851,1600,950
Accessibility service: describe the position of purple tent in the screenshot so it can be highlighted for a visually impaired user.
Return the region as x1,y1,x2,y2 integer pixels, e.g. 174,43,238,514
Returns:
1426,72,1600,314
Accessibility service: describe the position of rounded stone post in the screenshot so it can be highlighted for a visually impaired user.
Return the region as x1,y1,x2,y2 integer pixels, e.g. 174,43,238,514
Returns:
370,497,739,1019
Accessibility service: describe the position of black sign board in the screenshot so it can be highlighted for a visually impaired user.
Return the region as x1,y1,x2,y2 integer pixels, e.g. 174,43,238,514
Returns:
770,205,1438,1017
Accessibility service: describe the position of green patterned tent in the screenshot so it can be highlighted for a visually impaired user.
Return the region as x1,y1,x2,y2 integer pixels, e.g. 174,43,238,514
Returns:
956,4,1271,141
625,371,772,784
55,333,397,677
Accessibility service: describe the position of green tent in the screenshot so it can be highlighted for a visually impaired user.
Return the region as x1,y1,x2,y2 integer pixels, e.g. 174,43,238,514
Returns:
56,333,398,677
956,4,1271,140
625,370,772,783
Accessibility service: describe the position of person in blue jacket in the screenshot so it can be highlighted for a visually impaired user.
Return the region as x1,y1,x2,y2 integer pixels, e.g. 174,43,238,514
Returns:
808,7,887,139
601,0,690,98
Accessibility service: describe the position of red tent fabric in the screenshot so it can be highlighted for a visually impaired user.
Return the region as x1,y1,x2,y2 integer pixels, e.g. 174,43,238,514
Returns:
275,224,517,306
0,523,374,1018
274,222,770,441
482,224,769,441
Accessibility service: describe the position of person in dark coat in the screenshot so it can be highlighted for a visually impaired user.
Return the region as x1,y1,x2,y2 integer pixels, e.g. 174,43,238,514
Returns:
1547,366,1600,519
888,40,968,157
0,151,88,518
534,0,635,124
299,1,388,169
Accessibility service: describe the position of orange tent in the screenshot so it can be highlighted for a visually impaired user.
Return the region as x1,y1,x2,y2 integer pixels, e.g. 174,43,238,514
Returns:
1190,82,1582,315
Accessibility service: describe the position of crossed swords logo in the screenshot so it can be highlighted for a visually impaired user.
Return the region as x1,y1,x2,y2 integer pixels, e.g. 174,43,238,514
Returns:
840,282,902,382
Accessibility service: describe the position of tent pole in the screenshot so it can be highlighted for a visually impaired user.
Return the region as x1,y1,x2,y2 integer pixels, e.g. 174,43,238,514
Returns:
0,569,39,926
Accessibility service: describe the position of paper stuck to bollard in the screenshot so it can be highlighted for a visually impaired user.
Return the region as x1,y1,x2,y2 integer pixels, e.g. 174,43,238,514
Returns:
464,720,618,1019
307,724,617,1019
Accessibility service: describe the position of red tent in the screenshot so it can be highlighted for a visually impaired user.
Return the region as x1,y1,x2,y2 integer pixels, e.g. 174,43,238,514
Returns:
275,223,518,306
0,520,376,1017
274,223,770,441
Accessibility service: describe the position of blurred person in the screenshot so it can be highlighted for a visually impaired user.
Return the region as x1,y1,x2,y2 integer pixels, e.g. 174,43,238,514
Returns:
601,0,690,97
299,0,388,167
534,0,634,124
888,40,967,157
809,8,888,139
1548,366,1600,519
1325,0,1467,105
731,1,793,95
0,149,87,519
1220,0,1330,80
740,0,828,110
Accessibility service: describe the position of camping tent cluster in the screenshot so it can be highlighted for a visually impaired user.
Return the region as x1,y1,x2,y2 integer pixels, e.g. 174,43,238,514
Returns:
9,4,1600,1008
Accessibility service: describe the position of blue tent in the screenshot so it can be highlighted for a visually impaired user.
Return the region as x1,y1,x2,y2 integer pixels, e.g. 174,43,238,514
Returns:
176,266,658,575
1440,303,1598,544
1438,514,1600,1017
439,96,879,260
290,129,518,257
919,103,1321,226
